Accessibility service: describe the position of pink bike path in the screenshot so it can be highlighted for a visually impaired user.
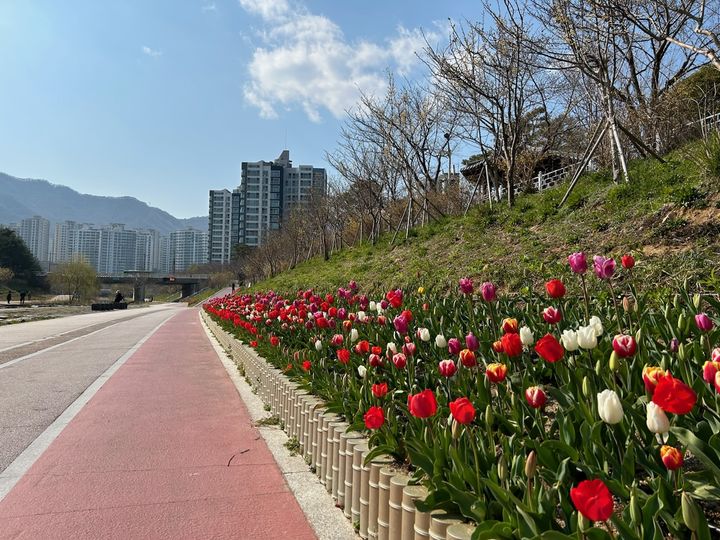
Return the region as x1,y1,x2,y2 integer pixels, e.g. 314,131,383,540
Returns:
0,308,317,539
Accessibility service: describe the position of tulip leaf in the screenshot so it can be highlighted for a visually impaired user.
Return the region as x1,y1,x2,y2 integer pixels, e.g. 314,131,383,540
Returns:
684,473,720,501
671,427,720,484
621,442,636,486
471,520,515,540
536,532,574,539
539,440,579,463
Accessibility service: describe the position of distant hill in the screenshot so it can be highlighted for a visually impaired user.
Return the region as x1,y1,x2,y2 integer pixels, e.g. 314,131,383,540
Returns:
0,173,207,234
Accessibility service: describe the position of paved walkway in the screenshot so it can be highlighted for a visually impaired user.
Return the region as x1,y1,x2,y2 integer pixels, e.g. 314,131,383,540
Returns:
0,308,317,539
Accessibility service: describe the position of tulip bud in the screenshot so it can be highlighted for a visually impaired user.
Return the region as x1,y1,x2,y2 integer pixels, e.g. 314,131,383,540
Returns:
609,351,619,371
582,376,591,398
435,334,447,348
315,340,322,351
693,293,701,310
350,328,359,342
357,365,367,378
678,343,686,361
677,314,685,334
497,455,507,482
622,296,634,312
595,359,602,376
485,404,493,428
681,492,699,532
451,418,460,440
670,338,679,353
597,389,624,424
629,487,641,525
524,451,537,479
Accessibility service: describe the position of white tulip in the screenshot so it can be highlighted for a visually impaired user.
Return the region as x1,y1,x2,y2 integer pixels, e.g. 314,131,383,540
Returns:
419,327,431,342
589,316,604,337
435,334,447,348
386,342,397,354
577,325,598,349
350,328,359,342
314,340,322,351
561,329,579,352
357,311,367,322
597,389,623,424
646,402,670,443
376,305,384,315
520,326,535,346
369,301,376,311
357,365,367,378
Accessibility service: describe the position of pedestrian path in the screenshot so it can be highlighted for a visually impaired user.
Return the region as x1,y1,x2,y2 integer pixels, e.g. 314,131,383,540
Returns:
0,307,317,539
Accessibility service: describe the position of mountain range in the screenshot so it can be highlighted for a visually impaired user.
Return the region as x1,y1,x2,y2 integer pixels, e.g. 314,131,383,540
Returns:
0,172,207,234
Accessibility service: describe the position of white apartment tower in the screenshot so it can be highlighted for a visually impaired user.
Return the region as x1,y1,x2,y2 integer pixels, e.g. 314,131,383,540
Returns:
19,215,50,264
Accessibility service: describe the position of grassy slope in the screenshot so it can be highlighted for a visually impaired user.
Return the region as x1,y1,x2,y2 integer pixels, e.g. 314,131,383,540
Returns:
253,143,720,299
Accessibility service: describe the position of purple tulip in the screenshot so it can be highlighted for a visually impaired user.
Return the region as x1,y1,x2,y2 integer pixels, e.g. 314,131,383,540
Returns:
359,295,369,310
380,299,389,310
568,252,588,274
349,280,358,291
448,338,461,355
465,332,479,352
459,277,474,295
393,315,409,334
695,313,714,332
669,338,679,353
337,308,347,320
593,256,616,280
481,282,497,302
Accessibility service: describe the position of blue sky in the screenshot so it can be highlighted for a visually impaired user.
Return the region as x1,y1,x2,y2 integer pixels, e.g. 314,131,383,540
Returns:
0,0,479,218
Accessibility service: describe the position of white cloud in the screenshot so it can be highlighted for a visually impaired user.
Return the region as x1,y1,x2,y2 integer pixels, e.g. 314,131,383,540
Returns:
142,46,162,58
201,3,217,12
239,1,435,122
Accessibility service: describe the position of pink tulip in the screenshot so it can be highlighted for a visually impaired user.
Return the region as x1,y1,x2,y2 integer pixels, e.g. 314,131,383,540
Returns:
568,252,588,274
393,315,408,334
465,332,479,352
438,359,457,378
593,256,616,280
459,277,474,295
448,338,461,355
392,353,407,369
481,282,497,302
542,306,562,325
402,342,417,357
695,313,714,332
612,334,637,358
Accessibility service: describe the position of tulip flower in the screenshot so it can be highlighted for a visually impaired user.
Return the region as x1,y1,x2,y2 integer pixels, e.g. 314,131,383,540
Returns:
363,406,385,430
402,342,416,357
597,389,624,424
704,360,720,384
458,277,474,295
270,336,280,346
331,334,344,346
621,254,635,269
439,359,457,378
715,371,720,394
502,318,519,334
407,389,438,418
652,375,697,414
519,326,534,346
435,334,447,348
465,332,479,352
525,386,547,408
372,382,388,398
302,360,312,371
695,313,714,332
357,365,367,378
393,315,409,334
570,479,614,522
612,334,637,357
386,289,403,308
392,353,407,369
492,340,504,353
417,286,424,294
485,362,508,383
480,281,497,302
355,340,370,355
660,445,683,471
545,279,566,299
449,397,476,425
369,353,382,367
589,316,604,336
250,340,258,348
670,338,679,353
386,342,397,355
713,348,720,362
501,332,523,357
337,349,350,364
568,252,588,274
542,306,562,325
642,365,668,394
350,328,359,342
561,329,579,352
535,334,565,363
418,327,431,342
577,326,598,349
357,311,367,322
447,338,461,355
646,402,670,442
593,256,616,280
459,348,477,368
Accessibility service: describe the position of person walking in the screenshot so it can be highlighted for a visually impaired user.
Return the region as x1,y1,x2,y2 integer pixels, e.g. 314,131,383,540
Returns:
114,290,124,303
6,291,11,305
19,290,26,305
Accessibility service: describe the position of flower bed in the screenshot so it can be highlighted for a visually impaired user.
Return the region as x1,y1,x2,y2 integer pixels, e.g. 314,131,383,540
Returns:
205,253,720,539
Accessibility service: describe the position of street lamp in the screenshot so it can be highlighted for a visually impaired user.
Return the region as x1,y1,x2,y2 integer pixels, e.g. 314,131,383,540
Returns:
443,132,452,191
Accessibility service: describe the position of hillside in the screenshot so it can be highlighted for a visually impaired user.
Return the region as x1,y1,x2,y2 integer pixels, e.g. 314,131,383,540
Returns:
0,173,206,234
253,142,720,298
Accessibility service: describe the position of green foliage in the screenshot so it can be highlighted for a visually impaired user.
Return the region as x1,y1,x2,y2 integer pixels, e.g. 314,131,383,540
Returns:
0,227,41,284
49,256,98,303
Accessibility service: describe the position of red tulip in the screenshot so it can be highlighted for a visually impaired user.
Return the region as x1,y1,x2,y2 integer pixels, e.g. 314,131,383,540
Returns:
534,334,564,363
485,363,508,383
501,333,523,357
302,360,312,371
458,277,474,295
337,349,351,365
385,289,403,308
652,375,697,414
459,348,477,368
270,336,280,347
542,306,562,324
372,382,389,398
371,345,382,355
525,386,547,408
612,334,637,358
492,340,504,353
355,340,370,354
439,359,457,377
407,389,437,418
704,360,720,384
392,353,407,369
642,365,668,394
545,279,566,299
660,445,683,471
447,338,461,355
402,342,416,357
621,254,635,269
250,340,258,347
502,318,519,334
369,353,383,367
331,334,344,347
449,397,476,425
363,406,385,430
570,479,614,522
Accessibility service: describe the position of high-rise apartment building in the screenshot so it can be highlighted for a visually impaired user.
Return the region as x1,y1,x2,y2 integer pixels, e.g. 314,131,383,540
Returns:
19,215,50,265
135,229,160,272
169,229,208,272
208,150,327,259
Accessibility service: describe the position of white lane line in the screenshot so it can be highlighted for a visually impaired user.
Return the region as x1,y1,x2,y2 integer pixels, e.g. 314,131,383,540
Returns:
0,309,179,503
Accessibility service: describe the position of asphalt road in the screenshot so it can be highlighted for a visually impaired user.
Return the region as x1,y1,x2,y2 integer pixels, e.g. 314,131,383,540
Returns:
0,304,183,474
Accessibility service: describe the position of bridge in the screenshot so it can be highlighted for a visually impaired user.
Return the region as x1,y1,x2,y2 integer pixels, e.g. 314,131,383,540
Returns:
96,272,210,301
